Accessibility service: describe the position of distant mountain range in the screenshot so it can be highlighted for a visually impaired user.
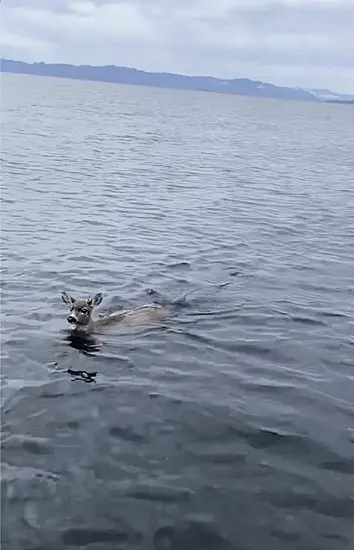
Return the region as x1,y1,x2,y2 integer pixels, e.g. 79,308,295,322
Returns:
1,58,353,104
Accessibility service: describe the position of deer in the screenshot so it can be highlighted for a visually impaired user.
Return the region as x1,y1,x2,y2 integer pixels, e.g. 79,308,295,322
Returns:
61,291,167,334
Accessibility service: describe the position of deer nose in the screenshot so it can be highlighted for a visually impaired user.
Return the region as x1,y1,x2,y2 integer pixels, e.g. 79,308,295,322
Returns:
67,315,76,324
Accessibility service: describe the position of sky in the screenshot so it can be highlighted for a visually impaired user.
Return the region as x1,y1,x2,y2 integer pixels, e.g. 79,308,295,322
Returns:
1,0,354,93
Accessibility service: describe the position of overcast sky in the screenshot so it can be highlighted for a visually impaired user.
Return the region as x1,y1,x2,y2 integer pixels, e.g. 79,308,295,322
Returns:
1,0,354,93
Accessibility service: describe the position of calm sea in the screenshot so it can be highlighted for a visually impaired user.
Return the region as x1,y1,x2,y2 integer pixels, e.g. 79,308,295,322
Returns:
1,72,354,549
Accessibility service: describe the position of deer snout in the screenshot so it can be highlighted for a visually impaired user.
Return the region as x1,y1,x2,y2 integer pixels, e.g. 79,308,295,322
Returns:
67,315,77,324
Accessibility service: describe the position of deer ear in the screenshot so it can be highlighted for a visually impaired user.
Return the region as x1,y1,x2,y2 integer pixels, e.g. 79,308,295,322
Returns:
93,292,103,306
62,292,75,305
87,293,103,307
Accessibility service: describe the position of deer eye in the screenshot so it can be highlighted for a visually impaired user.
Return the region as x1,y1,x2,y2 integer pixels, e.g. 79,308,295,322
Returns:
81,308,88,315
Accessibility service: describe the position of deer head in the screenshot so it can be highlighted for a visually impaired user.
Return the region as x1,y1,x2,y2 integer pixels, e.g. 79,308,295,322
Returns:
61,292,103,330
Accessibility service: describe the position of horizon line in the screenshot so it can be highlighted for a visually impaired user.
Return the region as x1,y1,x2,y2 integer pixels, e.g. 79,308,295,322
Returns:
0,56,333,94
2,57,353,99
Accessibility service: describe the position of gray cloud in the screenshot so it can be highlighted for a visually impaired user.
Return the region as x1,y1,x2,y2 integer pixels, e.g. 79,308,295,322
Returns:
1,0,354,92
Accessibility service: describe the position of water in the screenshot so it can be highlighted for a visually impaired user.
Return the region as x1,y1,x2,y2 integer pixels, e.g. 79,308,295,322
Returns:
1,72,354,549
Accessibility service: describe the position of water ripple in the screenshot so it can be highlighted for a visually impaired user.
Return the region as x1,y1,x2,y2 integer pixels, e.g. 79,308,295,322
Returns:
1,73,354,550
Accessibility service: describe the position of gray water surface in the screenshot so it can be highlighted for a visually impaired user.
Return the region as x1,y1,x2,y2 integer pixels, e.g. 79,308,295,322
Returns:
1,72,354,549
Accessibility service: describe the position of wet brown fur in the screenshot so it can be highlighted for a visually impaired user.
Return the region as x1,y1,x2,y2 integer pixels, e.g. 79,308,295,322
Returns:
62,292,167,333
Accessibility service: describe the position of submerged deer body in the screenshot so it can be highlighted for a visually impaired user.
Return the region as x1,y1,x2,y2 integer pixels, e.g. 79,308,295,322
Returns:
62,292,167,334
